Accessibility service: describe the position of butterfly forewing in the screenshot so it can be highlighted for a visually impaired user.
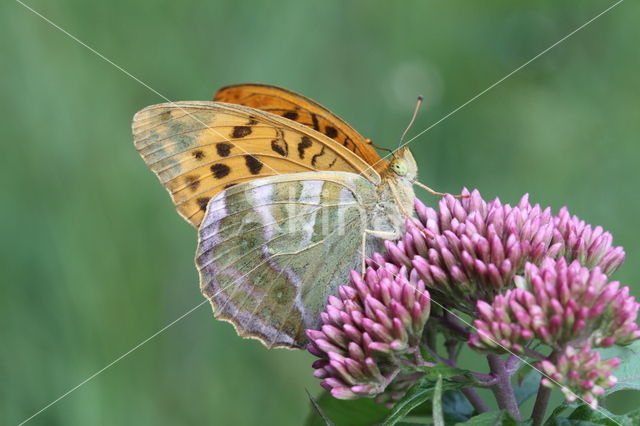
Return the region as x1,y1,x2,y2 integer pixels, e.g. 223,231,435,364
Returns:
196,171,384,348
132,101,380,227
214,84,388,173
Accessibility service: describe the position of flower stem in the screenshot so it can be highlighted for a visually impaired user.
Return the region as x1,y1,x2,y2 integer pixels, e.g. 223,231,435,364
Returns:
505,354,522,375
437,313,471,339
531,350,559,426
530,385,552,426
461,388,490,414
487,354,522,420
424,325,437,350
423,346,495,386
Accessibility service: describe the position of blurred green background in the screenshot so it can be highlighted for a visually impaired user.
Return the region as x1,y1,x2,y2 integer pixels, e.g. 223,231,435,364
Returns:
2,0,639,424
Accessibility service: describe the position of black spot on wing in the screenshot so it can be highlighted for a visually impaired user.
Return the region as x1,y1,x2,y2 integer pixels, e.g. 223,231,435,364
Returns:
192,150,205,160
271,139,288,157
197,197,210,211
297,136,313,159
310,113,320,131
324,126,338,139
232,126,252,138
283,111,298,121
210,163,231,179
216,142,232,157
244,155,263,175
247,116,258,125
343,136,355,151
184,175,200,192
311,146,325,167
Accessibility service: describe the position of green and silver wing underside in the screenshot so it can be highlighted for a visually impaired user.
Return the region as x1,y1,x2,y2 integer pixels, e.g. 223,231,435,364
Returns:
196,171,382,349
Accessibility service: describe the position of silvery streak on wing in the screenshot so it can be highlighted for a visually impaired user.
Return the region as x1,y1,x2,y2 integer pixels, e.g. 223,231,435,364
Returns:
196,156,418,348
188,94,423,350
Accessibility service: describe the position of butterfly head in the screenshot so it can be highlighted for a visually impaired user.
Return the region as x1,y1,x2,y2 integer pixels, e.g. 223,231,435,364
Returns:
387,147,418,182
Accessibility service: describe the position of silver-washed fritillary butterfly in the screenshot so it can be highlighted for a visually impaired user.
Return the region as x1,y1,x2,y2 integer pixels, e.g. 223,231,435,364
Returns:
132,84,418,349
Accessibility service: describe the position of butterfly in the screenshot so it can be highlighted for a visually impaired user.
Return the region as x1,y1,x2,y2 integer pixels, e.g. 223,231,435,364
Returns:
132,83,419,349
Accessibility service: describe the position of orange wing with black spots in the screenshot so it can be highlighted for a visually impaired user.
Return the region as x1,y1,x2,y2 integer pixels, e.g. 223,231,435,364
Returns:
214,84,388,173
132,101,381,227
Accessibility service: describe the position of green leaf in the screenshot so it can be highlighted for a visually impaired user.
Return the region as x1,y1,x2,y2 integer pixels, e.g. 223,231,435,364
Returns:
545,419,600,426
442,390,475,423
304,391,390,426
383,377,464,426
306,389,335,426
546,404,640,426
514,369,541,406
413,362,474,381
393,389,476,424
433,375,445,426
383,381,435,426
597,341,640,395
456,410,520,425
545,402,576,424
567,404,640,425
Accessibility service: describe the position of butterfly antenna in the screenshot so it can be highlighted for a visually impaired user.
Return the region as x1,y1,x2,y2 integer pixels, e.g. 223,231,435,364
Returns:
366,138,393,153
398,95,424,148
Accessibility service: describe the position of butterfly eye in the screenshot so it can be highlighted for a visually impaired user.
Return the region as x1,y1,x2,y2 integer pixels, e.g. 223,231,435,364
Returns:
391,160,408,177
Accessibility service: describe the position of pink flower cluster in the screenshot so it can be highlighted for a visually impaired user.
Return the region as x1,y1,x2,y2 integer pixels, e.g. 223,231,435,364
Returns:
555,207,626,275
469,258,640,353
307,261,431,401
307,189,636,407
539,345,620,409
384,190,625,311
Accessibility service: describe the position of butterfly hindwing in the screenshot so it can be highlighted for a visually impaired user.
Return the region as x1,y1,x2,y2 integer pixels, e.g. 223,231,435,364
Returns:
196,171,385,348
132,101,380,227
214,84,388,173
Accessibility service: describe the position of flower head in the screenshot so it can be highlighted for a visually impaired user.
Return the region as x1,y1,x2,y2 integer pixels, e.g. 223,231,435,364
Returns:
307,189,633,409
384,189,625,312
539,345,620,409
307,260,431,401
469,258,640,353
386,190,560,311
554,207,625,275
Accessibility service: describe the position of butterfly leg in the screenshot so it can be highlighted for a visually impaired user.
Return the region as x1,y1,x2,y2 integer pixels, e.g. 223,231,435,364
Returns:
361,229,399,273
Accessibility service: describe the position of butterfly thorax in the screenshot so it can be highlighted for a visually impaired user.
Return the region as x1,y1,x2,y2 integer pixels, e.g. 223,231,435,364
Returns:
370,147,418,235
